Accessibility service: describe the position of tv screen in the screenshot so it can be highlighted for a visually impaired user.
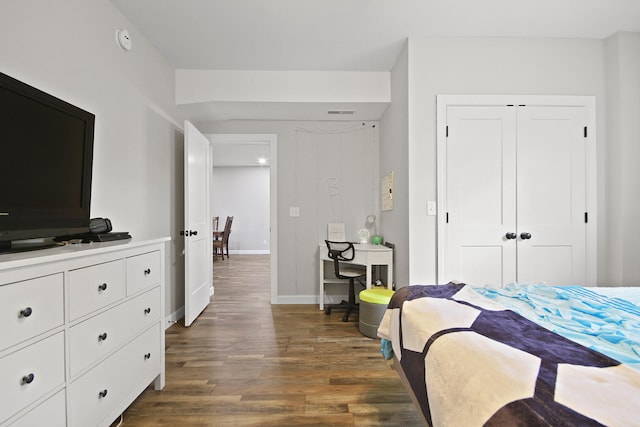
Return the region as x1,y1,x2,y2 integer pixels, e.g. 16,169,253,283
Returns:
0,71,94,249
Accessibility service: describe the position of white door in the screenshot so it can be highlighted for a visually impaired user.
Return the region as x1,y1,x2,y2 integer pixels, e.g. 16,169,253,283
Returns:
444,106,517,286
439,100,591,287
184,121,212,327
516,106,587,285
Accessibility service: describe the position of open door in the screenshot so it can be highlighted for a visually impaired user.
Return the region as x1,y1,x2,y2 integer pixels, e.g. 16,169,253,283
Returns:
184,120,212,326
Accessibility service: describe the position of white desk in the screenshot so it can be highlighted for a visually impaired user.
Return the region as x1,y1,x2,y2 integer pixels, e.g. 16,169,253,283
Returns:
319,243,393,310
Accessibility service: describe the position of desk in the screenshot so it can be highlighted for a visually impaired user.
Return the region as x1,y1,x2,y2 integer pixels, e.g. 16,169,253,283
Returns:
319,243,393,310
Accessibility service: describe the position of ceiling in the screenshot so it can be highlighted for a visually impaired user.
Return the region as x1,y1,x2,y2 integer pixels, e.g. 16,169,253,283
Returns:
111,0,640,138
113,0,640,72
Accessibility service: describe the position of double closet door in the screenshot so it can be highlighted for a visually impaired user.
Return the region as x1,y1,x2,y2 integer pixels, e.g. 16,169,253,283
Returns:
437,96,596,287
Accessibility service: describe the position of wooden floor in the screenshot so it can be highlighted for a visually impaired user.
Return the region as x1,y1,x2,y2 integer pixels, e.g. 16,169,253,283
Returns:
121,254,423,426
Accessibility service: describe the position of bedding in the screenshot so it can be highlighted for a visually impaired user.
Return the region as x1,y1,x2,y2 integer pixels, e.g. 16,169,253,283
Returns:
378,283,640,427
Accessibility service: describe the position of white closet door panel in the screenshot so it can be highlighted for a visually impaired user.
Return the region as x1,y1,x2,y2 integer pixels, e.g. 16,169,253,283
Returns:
459,246,508,287
516,107,587,285
518,246,575,285
444,106,517,286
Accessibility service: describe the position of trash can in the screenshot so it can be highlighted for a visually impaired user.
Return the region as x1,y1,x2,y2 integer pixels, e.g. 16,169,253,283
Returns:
358,288,395,338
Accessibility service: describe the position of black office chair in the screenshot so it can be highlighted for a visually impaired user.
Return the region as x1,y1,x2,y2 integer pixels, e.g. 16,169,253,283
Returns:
324,240,367,322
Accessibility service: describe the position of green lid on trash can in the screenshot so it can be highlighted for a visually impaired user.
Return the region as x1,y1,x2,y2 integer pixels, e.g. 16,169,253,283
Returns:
359,288,395,305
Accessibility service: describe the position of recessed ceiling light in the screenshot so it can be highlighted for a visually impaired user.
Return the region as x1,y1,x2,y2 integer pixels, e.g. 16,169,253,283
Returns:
257,157,267,165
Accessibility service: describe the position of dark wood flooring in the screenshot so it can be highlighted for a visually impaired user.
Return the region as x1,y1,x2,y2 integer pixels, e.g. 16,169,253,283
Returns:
121,254,423,426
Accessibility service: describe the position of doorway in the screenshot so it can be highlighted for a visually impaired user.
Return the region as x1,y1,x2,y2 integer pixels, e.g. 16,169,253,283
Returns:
208,133,278,303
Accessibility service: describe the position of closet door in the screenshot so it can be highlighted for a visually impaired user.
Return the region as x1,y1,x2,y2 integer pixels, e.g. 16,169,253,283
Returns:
516,106,587,285
439,99,591,287
444,106,517,286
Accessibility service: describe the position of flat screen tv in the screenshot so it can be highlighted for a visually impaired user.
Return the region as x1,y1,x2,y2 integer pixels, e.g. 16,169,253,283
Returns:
0,71,94,252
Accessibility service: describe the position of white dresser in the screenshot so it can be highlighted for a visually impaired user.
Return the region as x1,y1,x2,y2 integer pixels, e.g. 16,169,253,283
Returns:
0,238,168,427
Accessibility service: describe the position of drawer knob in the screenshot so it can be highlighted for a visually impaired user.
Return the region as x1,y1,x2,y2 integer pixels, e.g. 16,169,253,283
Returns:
19,307,33,318
98,283,108,291
22,373,35,385
144,353,151,360
144,307,151,314
98,332,108,341
144,268,151,275
99,389,108,399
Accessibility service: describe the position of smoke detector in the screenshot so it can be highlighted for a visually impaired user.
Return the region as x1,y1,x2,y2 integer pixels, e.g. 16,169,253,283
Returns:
116,29,132,51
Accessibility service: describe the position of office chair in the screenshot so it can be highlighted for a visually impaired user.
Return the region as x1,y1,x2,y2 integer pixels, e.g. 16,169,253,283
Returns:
324,240,367,322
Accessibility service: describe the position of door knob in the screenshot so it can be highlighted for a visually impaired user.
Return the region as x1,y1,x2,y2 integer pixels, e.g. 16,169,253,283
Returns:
520,232,532,240
505,232,517,240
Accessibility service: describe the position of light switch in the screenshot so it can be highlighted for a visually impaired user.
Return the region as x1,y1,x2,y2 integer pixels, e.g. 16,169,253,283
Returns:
427,201,436,216
289,207,300,217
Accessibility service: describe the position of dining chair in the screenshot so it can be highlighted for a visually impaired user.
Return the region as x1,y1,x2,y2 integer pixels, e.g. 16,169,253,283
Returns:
213,216,233,260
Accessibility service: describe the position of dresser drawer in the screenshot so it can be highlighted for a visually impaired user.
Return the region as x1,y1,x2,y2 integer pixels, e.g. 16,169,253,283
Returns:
0,332,65,424
126,251,160,295
68,260,125,320
0,274,64,352
121,323,162,395
68,287,161,378
68,324,161,427
8,388,66,427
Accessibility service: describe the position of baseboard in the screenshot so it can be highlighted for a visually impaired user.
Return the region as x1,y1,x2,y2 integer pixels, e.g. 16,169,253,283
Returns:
273,292,352,305
229,250,270,255
165,306,184,329
272,295,319,304
166,287,213,328
169,292,345,311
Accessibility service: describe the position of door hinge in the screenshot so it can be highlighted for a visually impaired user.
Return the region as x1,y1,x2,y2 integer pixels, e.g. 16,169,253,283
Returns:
446,125,449,137
446,212,449,223
585,212,588,223
584,127,587,138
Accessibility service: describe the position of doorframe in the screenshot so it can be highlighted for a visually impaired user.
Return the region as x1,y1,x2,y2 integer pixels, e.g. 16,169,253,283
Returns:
208,133,278,304
436,95,597,286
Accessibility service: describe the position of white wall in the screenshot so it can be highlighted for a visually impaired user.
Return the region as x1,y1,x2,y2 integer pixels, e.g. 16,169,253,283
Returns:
211,167,270,253
198,121,379,303
379,41,410,288
1,0,186,319
403,36,607,285
604,32,640,285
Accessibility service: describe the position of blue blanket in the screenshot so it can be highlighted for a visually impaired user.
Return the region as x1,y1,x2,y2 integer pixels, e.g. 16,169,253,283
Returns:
474,284,640,370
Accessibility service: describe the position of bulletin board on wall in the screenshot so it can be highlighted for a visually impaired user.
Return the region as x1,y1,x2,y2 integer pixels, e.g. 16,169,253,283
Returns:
381,171,394,211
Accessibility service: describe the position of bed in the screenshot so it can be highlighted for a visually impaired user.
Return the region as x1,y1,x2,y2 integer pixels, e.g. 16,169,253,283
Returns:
377,283,640,426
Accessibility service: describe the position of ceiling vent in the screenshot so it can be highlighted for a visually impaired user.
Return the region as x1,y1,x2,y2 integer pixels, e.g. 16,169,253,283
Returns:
327,109,356,116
